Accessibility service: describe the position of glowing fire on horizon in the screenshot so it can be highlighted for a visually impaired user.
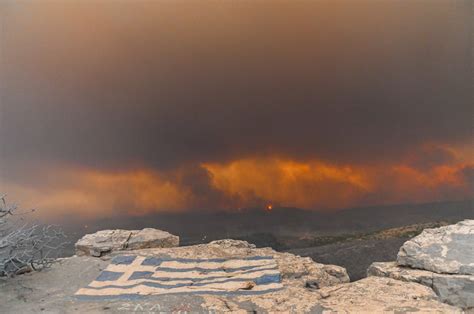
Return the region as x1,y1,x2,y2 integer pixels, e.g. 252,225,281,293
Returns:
1,145,472,219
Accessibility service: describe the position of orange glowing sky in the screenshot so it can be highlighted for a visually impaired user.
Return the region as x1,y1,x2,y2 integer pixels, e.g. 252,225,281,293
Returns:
2,144,472,218
0,1,472,218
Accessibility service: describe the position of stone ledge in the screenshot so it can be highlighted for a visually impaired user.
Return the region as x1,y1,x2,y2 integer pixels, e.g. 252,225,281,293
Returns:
75,228,179,257
369,259,474,308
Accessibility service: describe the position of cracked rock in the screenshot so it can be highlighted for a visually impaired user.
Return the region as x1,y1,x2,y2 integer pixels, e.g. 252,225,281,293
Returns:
75,229,179,256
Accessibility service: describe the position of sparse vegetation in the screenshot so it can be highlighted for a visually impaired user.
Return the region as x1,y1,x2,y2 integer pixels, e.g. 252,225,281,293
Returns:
0,195,67,277
300,221,450,247
265,221,453,250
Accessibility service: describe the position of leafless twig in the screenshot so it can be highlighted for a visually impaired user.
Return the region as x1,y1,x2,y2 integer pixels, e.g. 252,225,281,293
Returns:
0,195,67,277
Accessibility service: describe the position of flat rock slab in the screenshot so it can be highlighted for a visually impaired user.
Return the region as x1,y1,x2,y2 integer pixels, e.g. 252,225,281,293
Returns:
368,261,474,309
75,255,283,298
75,228,179,257
397,219,474,275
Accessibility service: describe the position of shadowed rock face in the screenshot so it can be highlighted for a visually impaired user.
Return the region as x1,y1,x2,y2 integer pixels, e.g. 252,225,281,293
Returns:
397,220,474,275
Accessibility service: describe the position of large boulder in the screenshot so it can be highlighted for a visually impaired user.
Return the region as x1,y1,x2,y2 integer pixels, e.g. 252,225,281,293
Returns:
397,219,474,275
75,228,179,257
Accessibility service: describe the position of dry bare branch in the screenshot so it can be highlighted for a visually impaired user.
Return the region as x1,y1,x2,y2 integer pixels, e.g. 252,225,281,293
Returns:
0,195,67,277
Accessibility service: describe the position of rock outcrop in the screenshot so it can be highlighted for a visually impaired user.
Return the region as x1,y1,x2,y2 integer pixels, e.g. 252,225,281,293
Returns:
2,237,462,313
368,261,474,309
75,228,179,257
368,219,474,309
397,219,474,275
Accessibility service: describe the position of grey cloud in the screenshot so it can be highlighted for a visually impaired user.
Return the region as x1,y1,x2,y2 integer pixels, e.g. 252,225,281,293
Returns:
0,1,471,173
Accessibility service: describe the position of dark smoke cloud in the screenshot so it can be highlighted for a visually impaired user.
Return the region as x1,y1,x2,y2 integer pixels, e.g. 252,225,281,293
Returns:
0,1,472,171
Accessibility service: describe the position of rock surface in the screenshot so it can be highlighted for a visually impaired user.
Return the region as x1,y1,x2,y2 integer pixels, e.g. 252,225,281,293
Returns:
127,239,350,289
368,261,474,309
397,219,474,275
1,239,462,313
75,229,179,257
316,277,460,313
126,228,180,250
202,276,460,313
368,220,474,310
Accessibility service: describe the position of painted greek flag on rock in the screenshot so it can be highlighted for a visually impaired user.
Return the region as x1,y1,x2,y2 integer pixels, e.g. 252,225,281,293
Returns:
75,255,283,298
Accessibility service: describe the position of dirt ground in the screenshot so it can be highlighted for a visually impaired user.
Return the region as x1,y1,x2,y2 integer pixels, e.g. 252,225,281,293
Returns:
0,256,213,313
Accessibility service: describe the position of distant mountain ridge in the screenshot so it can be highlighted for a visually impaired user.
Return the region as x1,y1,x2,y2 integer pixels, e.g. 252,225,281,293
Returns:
56,199,472,279
60,199,472,251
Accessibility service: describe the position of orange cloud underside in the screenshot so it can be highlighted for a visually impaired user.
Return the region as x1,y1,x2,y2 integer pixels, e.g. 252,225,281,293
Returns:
2,149,472,218
203,159,373,209
3,169,188,217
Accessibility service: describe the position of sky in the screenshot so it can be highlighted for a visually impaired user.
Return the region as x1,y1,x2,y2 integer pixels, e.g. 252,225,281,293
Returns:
0,1,472,219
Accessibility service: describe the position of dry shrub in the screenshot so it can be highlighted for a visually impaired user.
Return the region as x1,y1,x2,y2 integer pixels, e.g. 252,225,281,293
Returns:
0,195,67,276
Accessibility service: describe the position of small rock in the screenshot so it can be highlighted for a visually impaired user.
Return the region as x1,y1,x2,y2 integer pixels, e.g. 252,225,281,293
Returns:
240,281,256,290
305,279,320,289
208,239,256,249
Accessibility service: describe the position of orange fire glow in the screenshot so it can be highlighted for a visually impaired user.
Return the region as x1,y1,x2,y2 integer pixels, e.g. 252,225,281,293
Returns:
202,158,373,210
1,145,471,218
